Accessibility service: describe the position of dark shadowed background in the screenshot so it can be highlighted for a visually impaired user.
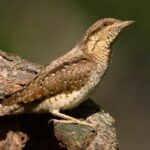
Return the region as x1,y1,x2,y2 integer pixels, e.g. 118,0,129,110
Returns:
0,0,149,149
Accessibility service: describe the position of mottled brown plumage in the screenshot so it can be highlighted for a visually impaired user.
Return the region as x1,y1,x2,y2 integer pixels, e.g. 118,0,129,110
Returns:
1,18,133,127
3,55,96,105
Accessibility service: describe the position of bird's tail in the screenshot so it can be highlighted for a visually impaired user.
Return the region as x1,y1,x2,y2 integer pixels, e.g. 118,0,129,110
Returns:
0,104,24,116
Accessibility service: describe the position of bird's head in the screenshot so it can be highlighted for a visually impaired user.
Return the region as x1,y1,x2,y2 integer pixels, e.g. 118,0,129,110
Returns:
82,18,133,54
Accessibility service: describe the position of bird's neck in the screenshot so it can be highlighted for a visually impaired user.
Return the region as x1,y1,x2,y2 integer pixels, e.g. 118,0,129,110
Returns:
82,29,111,63
85,37,111,65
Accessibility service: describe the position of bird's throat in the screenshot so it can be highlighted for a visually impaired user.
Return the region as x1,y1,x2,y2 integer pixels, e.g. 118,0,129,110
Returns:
86,38,110,64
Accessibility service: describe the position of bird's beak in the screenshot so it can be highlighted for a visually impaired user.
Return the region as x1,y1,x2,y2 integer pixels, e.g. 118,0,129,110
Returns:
116,20,134,28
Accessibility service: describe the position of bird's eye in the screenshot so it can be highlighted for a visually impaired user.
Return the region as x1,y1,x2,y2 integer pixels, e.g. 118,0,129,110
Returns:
103,23,107,27
102,21,114,27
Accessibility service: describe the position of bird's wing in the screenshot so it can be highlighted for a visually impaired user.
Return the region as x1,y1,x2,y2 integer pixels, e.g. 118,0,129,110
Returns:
2,56,96,106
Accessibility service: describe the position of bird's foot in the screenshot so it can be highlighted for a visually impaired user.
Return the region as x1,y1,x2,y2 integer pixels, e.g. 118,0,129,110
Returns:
49,118,94,129
49,109,94,129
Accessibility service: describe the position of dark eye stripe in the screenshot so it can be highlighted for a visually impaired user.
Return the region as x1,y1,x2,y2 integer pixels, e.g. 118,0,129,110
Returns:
102,21,114,27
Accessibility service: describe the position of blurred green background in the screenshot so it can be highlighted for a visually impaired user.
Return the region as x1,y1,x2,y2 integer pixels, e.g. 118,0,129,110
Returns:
0,0,149,149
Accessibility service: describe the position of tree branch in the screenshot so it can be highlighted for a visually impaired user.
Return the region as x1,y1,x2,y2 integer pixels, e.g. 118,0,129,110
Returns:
0,131,28,150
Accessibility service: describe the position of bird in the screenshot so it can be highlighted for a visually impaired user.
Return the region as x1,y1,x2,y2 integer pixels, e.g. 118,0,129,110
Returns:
0,18,133,127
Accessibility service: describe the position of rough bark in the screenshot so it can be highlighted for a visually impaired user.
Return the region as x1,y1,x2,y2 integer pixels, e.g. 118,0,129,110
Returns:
0,50,119,150
0,131,29,150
